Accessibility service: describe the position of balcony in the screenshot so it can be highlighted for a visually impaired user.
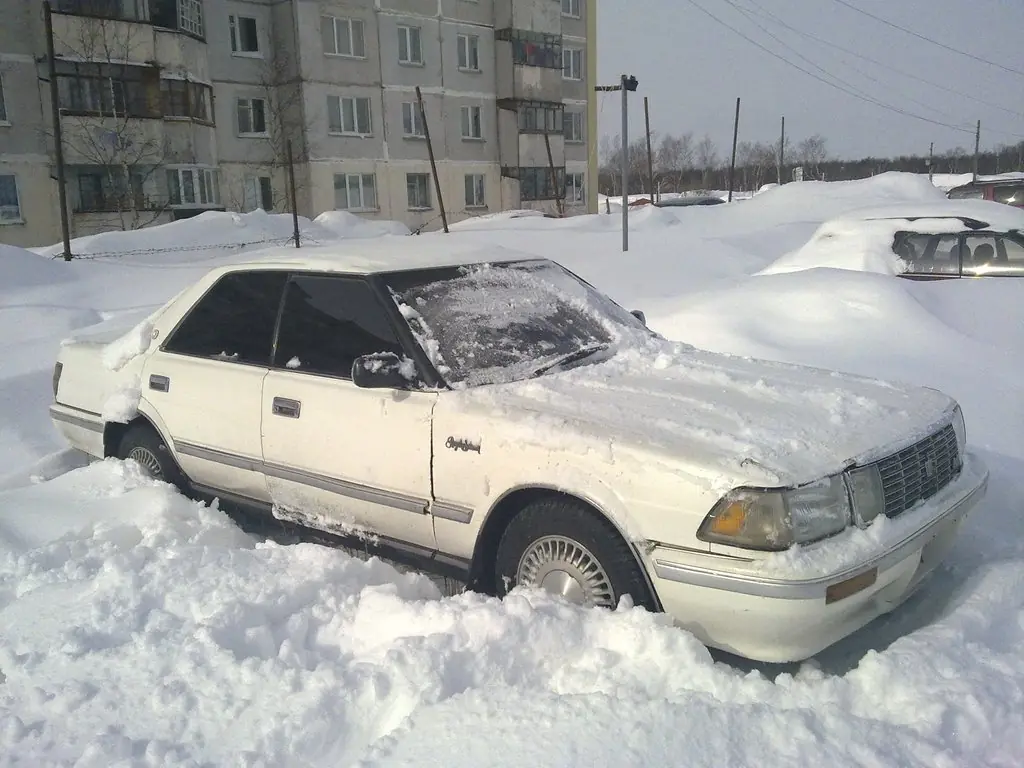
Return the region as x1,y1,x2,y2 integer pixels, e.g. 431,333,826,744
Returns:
52,0,205,40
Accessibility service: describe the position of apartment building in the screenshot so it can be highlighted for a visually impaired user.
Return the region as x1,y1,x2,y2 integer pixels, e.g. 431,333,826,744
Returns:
0,0,597,248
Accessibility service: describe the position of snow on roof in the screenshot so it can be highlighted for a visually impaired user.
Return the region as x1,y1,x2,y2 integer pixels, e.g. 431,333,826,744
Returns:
224,240,538,276
832,198,1024,231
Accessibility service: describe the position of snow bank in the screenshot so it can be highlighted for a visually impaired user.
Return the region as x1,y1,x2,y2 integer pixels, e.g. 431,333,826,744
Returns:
313,210,410,238
0,243,74,293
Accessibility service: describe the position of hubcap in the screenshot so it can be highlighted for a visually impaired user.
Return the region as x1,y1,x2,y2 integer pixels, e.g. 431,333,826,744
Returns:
127,446,162,479
516,536,615,607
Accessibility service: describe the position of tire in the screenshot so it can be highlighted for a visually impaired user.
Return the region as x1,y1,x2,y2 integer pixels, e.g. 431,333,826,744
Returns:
116,422,188,491
494,496,657,612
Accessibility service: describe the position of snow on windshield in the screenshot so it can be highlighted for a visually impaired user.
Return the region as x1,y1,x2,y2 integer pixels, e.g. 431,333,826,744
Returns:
387,261,639,387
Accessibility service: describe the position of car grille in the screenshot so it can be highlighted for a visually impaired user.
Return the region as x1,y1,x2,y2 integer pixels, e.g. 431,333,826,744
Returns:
877,424,961,517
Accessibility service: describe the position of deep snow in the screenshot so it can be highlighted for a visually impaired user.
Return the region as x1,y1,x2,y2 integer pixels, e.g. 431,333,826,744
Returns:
1,172,1023,766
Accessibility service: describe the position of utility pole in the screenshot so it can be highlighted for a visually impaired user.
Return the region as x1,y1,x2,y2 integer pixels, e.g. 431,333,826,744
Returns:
416,86,448,233
43,1,72,261
973,120,981,182
727,97,740,203
927,142,934,183
595,75,638,252
544,132,563,217
778,116,785,186
644,96,655,202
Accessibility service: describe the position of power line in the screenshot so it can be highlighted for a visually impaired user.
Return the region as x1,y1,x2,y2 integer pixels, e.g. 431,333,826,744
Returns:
827,0,1024,77
724,0,960,124
740,0,1024,121
682,0,979,136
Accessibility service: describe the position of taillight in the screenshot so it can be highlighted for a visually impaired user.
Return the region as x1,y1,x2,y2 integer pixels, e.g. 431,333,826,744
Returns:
52,362,63,398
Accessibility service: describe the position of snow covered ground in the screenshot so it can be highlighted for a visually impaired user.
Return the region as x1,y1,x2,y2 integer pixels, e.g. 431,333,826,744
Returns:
1,173,1023,766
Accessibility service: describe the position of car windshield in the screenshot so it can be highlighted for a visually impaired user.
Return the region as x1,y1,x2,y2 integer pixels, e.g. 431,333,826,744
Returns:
384,260,644,387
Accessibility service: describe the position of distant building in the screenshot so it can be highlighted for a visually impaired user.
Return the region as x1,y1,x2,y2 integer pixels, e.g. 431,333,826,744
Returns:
0,0,598,247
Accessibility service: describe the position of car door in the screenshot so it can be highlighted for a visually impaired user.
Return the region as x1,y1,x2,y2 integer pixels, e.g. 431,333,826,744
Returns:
260,273,438,551
142,269,287,502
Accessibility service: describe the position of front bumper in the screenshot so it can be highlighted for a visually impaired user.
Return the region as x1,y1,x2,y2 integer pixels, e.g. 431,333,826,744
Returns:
647,452,989,663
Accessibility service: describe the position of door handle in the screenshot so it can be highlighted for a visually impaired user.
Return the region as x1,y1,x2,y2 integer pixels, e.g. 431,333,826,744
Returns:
272,397,301,418
149,374,170,392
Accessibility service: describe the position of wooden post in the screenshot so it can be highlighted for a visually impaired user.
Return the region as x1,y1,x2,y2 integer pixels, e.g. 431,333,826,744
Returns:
973,120,981,182
544,132,563,217
644,96,655,202
44,2,72,260
287,140,300,248
778,115,785,185
727,97,740,202
416,86,448,233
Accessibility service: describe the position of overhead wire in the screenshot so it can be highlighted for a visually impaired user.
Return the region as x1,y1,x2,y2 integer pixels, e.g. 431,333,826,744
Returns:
681,0,978,135
739,0,1024,121
683,0,1024,141
827,0,1024,78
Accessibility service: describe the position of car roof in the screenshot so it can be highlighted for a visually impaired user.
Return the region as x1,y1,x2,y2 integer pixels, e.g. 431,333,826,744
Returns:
832,199,1024,232
209,241,541,277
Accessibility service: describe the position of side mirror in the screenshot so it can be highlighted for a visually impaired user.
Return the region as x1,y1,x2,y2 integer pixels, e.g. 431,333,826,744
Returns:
352,352,415,389
630,309,647,326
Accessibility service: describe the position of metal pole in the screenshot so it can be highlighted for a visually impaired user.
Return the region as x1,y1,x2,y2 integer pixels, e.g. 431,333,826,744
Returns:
778,115,785,185
727,97,740,203
973,120,981,182
287,140,300,248
416,86,448,233
644,96,654,202
621,74,628,252
44,1,72,261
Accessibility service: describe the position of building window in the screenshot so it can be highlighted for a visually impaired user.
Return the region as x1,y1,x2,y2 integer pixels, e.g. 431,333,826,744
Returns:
562,48,583,80
327,95,372,135
498,29,561,69
0,175,22,223
0,75,7,123
398,25,423,65
461,105,482,139
167,167,220,206
229,15,259,54
244,175,273,211
465,174,486,208
561,0,581,17
54,0,149,22
518,101,563,134
160,79,212,121
566,172,585,203
76,172,105,211
333,173,377,211
236,97,267,135
178,0,203,37
57,65,160,119
401,102,425,137
321,16,365,58
457,33,479,71
518,166,566,201
406,173,431,210
564,111,583,142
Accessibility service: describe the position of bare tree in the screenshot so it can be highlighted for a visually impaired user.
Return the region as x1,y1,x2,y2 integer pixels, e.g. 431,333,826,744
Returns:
50,15,171,231
222,52,310,213
695,134,718,186
796,134,828,180
655,132,694,192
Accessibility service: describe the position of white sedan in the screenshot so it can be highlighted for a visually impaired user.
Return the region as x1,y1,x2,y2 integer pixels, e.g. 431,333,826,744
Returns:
49,246,988,662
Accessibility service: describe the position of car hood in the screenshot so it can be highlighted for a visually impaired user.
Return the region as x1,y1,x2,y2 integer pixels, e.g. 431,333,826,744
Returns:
452,341,955,490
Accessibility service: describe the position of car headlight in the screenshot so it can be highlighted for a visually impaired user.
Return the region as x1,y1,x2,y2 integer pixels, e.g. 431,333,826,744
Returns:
846,465,885,525
951,404,967,460
697,475,852,551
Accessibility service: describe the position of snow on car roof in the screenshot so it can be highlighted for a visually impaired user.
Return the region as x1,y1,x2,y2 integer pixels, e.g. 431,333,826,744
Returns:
215,240,538,276
832,198,1024,231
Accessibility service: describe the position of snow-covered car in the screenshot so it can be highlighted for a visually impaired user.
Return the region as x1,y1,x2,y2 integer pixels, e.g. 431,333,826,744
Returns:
48,246,989,662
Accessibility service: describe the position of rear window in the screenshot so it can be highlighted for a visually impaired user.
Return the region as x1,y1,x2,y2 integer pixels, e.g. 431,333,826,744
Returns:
993,185,1024,206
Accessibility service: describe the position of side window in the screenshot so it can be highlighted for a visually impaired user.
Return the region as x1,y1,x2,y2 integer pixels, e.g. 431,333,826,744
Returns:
274,275,403,378
164,271,286,364
901,233,961,276
963,233,1024,276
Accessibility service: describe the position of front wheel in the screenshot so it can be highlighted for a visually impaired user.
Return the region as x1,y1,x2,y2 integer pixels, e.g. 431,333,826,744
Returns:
494,496,657,611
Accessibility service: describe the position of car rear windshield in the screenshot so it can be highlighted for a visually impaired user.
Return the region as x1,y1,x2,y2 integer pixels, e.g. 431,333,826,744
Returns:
383,260,643,387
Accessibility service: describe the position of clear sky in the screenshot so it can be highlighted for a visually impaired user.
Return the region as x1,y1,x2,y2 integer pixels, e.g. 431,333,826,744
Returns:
595,0,1024,161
